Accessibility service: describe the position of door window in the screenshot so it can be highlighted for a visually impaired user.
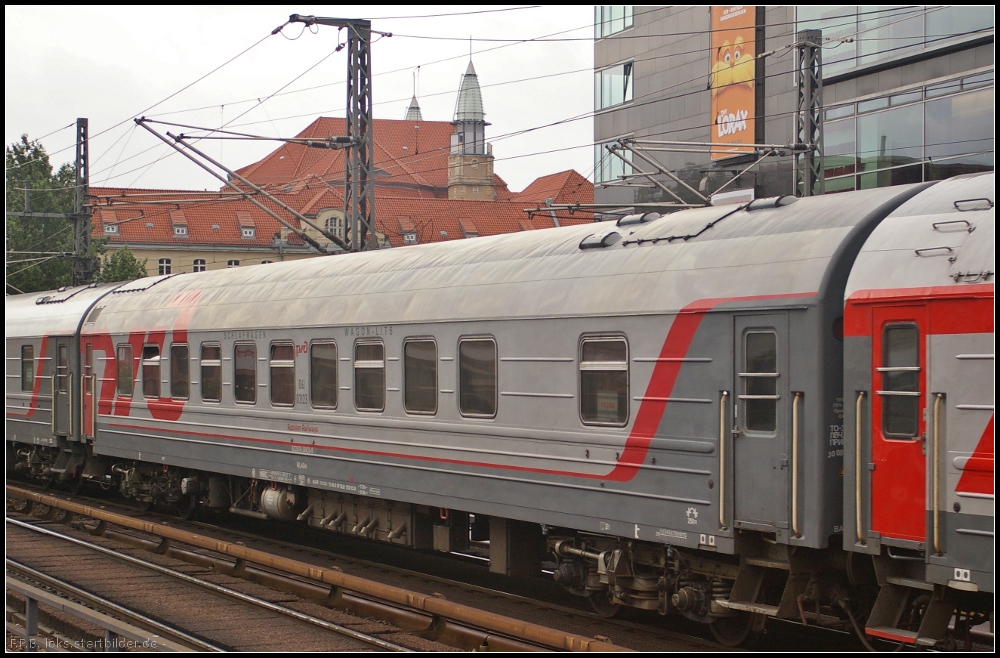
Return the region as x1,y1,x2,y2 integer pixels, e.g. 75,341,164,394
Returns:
879,323,920,438
741,331,778,432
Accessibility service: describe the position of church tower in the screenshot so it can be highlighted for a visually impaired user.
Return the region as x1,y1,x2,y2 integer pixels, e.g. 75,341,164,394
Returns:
448,61,495,200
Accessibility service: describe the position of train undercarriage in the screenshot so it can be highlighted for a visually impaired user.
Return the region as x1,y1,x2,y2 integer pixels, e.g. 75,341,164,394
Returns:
6,439,993,649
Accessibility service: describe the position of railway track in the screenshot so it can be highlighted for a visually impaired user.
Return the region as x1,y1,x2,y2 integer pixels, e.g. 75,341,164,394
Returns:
6,517,425,651
7,484,640,652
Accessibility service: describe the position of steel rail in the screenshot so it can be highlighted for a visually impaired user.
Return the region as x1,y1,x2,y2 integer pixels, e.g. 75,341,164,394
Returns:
7,517,411,652
7,485,628,652
6,554,221,651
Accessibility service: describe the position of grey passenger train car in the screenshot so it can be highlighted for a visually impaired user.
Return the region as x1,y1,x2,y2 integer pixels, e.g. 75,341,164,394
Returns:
7,175,993,647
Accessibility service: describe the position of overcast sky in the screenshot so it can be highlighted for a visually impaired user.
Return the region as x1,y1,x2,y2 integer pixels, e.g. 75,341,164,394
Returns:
5,6,594,193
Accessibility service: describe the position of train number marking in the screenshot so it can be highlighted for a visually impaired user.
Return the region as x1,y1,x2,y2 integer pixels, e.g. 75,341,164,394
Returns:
699,534,716,547
954,568,971,582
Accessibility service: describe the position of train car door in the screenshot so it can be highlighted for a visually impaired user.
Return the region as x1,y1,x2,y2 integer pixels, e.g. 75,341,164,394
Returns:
870,305,929,542
52,338,72,436
82,341,96,441
733,314,790,531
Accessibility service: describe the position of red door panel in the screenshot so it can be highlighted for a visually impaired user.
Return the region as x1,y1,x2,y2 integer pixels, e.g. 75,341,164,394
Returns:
870,305,928,542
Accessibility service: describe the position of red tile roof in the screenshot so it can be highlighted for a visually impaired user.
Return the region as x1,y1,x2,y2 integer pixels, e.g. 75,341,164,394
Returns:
90,118,594,250
236,117,462,195
90,187,301,247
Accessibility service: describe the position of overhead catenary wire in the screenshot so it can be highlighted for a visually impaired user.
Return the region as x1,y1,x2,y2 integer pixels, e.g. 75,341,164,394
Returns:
137,5,933,126
7,28,279,174
5,4,962,175
12,8,990,197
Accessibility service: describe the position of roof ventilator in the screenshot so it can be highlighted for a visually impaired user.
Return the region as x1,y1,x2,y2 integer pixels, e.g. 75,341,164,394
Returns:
745,195,797,211
579,230,622,250
616,212,660,227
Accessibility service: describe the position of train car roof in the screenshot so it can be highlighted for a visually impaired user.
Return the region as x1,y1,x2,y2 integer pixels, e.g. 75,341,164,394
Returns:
5,283,122,339
846,172,994,297
85,184,928,334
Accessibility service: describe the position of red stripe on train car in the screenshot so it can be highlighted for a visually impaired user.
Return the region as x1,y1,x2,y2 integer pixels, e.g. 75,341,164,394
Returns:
957,415,995,496
845,284,994,337
105,292,816,482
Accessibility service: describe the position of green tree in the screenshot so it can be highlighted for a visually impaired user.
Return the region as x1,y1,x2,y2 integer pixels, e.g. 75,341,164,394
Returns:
5,135,75,294
97,245,148,283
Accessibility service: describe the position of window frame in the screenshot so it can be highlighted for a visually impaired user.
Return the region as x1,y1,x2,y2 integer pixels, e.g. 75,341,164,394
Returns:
269,341,296,407
56,344,69,393
595,60,634,111
739,330,779,434
310,340,339,409
158,258,172,275
20,345,34,392
879,323,922,439
141,344,161,399
193,259,207,272
233,341,257,404
200,342,222,403
458,336,498,419
170,343,190,400
116,344,133,397
579,336,630,427
403,338,438,415
354,340,386,412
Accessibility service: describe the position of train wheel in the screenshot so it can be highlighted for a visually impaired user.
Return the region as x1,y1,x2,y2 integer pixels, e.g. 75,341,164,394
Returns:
67,476,84,496
709,611,762,647
588,590,622,618
176,496,198,521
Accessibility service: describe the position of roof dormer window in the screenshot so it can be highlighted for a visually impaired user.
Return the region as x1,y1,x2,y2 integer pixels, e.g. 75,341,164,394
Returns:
237,210,256,240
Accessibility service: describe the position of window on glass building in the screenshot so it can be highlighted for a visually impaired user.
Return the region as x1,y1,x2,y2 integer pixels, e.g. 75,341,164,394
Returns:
822,71,994,192
595,62,634,111
594,140,633,184
595,6,633,39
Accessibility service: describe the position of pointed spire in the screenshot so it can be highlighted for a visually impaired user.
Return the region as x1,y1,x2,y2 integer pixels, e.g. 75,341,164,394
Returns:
404,66,423,121
404,95,423,121
453,59,485,123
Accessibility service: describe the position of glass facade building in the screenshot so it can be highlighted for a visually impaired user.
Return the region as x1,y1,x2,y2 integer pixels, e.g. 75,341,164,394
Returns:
593,6,994,208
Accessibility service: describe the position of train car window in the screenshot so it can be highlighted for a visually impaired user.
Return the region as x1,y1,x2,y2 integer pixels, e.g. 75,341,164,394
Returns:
116,345,133,396
270,342,295,406
404,339,437,414
310,342,338,409
20,345,34,391
354,341,385,412
881,324,920,438
234,342,257,404
56,344,69,393
580,338,629,426
170,344,190,400
201,343,222,402
459,338,497,418
142,345,161,399
743,332,778,432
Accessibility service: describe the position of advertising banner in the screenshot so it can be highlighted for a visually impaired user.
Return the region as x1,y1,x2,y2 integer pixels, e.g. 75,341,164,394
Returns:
710,6,757,160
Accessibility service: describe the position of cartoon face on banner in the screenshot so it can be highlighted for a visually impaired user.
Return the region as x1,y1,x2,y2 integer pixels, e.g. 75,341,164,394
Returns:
710,6,756,160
